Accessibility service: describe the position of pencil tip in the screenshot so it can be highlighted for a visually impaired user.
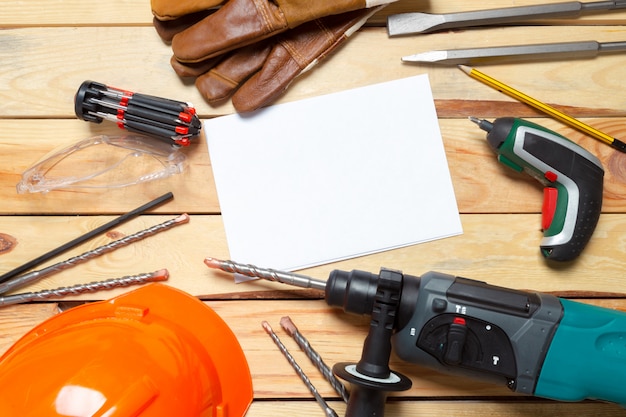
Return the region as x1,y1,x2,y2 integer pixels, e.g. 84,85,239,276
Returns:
458,64,471,74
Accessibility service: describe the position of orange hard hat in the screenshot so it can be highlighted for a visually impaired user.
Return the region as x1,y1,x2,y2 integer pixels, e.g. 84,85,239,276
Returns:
0,283,253,417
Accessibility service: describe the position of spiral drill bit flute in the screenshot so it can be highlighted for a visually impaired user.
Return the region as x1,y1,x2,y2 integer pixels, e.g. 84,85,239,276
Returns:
280,316,350,404
262,321,339,417
0,269,168,307
0,214,189,295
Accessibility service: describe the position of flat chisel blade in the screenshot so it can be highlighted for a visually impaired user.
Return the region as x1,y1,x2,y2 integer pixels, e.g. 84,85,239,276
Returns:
401,40,626,65
387,0,626,36
388,2,582,36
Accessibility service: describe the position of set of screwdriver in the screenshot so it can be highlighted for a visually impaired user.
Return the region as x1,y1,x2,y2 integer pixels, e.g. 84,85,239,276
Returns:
75,80,202,146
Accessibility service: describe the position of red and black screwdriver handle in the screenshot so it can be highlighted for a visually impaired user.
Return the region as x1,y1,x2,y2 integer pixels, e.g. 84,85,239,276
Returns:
471,117,604,261
74,80,201,146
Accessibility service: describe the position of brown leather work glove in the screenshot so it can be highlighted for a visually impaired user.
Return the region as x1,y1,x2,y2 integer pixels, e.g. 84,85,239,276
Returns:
176,8,382,112
152,0,394,61
152,1,388,112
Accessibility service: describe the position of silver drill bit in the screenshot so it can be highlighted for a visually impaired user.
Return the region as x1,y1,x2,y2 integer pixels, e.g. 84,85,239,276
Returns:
204,258,327,291
0,214,189,294
387,0,626,36
280,316,350,403
0,269,169,307
262,321,339,417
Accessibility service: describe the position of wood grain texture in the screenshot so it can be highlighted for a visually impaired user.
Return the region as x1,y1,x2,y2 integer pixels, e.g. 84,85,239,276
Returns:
2,298,626,408
1,213,626,299
1,0,625,26
2,0,626,414
1,26,626,118
2,118,626,215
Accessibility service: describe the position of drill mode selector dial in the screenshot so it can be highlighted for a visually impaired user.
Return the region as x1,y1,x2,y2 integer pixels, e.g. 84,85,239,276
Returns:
417,314,517,380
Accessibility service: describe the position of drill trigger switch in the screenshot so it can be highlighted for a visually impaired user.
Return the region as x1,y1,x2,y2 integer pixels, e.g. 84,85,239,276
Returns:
444,317,468,365
542,187,558,231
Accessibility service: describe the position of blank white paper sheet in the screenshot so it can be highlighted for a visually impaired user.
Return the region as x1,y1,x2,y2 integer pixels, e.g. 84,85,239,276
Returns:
205,74,462,271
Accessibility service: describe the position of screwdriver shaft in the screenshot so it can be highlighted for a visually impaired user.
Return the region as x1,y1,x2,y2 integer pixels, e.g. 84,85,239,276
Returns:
262,321,339,417
204,258,327,291
0,269,168,307
281,316,350,403
0,214,189,295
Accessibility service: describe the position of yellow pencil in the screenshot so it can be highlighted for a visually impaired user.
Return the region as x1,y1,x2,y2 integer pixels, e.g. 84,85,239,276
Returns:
459,64,626,153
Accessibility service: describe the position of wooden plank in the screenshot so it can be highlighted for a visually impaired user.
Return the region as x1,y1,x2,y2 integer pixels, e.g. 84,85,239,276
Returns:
1,117,625,215
2,298,626,404
247,401,626,417
1,26,625,118
1,213,626,299
0,120,219,215
1,0,625,26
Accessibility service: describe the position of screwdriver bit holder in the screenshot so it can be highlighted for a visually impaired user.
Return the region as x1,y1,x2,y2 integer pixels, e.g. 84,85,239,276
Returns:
75,80,201,146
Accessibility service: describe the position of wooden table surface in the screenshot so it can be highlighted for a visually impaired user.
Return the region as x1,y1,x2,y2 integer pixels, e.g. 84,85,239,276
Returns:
2,0,626,415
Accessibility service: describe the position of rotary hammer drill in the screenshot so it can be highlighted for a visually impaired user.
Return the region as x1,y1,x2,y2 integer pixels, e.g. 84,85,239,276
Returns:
206,258,626,416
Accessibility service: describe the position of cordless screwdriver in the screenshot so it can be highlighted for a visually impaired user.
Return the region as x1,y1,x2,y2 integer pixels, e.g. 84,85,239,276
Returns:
206,258,626,416
470,117,604,261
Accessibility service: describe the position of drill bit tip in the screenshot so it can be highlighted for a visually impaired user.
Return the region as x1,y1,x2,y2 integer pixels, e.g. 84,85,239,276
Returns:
150,268,170,281
261,320,273,333
203,258,327,291
280,316,298,337
174,213,191,224
468,116,494,133
204,257,223,269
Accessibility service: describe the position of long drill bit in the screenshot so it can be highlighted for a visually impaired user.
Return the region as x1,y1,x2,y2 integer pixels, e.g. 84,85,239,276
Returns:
262,321,339,417
204,257,326,291
0,269,168,307
280,316,350,403
0,191,173,284
0,213,189,295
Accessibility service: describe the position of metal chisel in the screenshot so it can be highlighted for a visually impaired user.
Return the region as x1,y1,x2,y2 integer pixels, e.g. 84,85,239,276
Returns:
401,40,626,65
388,0,626,36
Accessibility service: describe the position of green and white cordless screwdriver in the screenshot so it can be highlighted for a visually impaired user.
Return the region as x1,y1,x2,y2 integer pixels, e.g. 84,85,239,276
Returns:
471,117,604,261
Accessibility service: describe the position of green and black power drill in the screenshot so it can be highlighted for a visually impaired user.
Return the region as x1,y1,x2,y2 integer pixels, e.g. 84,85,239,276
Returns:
470,117,604,261
206,258,626,417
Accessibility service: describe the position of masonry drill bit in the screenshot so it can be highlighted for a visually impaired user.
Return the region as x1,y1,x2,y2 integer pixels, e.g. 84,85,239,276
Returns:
280,316,350,403
387,0,626,36
0,269,168,307
0,214,189,295
204,258,326,291
0,192,173,284
262,321,339,417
